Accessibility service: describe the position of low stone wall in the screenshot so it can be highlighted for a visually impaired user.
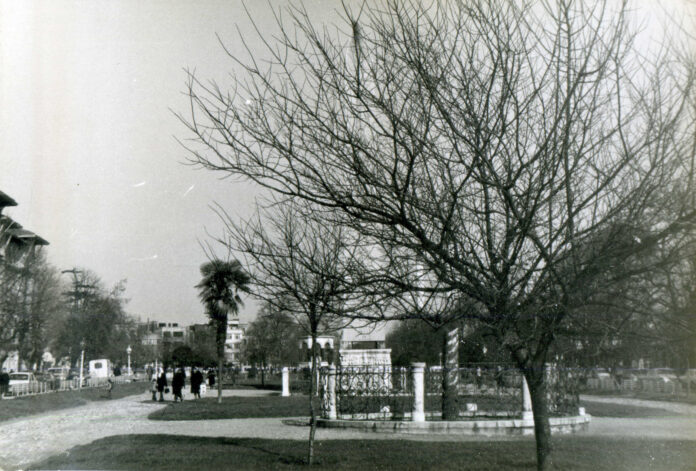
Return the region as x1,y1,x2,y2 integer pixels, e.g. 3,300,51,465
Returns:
317,414,591,436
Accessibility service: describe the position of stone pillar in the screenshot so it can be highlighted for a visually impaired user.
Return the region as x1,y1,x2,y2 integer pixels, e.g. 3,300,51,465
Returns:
327,365,337,420
282,367,290,397
412,362,426,422
522,376,533,420
442,328,459,420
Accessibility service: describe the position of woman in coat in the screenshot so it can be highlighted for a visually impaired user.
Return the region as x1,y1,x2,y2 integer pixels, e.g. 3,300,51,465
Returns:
190,367,203,399
172,368,185,402
156,370,167,402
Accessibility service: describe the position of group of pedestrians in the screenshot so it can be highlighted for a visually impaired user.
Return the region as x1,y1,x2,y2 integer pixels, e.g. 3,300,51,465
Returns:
151,367,215,402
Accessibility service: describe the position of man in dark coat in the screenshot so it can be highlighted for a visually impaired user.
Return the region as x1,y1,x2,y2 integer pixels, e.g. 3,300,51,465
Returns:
0,371,9,396
172,368,185,402
156,370,167,402
190,367,203,399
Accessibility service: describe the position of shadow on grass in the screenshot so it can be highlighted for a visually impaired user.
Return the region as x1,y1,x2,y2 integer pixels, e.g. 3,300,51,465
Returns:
148,395,316,420
27,434,696,470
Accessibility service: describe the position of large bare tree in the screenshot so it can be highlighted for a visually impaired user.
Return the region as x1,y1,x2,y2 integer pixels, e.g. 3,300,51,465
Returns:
180,1,695,468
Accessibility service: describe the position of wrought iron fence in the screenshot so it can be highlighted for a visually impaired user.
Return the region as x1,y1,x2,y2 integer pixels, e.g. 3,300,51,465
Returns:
546,364,581,415
321,362,581,421
323,366,413,420
425,365,523,417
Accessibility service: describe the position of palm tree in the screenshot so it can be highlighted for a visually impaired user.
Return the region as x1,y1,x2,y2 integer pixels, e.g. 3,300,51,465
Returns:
196,259,250,403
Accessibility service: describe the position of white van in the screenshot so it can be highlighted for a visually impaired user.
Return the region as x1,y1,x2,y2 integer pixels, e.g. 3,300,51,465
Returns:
89,359,113,378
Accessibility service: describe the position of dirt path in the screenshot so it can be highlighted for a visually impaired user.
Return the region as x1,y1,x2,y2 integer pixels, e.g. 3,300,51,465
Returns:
1,389,401,470
0,392,165,470
2,391,696,471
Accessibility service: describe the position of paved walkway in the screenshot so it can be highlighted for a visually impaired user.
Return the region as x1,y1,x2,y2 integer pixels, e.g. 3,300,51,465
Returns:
580,394,696,416
1,391,695,471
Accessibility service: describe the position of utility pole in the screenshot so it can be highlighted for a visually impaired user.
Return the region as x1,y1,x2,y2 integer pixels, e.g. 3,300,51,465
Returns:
61,268,84,315
61,268,96,369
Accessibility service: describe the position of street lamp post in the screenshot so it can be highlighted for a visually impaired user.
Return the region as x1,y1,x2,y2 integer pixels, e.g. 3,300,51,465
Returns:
126,345,132,376
79,339,85,389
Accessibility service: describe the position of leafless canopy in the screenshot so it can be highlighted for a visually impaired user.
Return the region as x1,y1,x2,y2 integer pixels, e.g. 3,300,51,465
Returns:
182,0,694,357
216,199,385,334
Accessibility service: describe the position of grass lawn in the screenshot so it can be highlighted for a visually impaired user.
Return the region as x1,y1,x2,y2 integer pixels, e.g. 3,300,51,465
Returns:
149,393,681,421
148,395,316,420
29,434,696,470
227,376,311,393
0,381,149,422
578,401,682,418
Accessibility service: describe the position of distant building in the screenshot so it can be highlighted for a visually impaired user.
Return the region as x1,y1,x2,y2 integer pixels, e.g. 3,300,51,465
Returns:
224,318,247,365
0,190,49,372
2,351,19,372
0,191,49,264
338,322,392,367
298,321,393,368
161,323,187,344
138,320,187,347
135,317,249,365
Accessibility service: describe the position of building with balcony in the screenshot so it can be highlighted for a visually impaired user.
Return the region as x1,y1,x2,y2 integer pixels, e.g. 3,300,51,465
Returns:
224,318,247,365
1,190,49,372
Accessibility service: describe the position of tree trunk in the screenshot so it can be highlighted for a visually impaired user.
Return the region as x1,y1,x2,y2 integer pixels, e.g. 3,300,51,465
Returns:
307,330,318,466
216,317,226,404
442,327,459,420
687,357,691,397
525,367,553,471
217,354,223,404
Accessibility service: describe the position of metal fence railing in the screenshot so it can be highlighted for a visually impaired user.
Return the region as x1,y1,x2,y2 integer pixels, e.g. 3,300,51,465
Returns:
2,374,139,399
321,363,581,421
329,366,413,420
583,376,692,395
425,365,523,418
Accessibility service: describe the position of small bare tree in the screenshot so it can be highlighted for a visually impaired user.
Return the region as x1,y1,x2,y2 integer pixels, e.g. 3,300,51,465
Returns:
180,1,695,468
217,199,379,465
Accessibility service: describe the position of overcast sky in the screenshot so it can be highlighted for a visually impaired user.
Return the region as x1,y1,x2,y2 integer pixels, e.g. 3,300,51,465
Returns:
0,0,693,327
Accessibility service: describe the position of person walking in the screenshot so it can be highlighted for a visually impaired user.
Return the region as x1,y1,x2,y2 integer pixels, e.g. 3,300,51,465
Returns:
190,367,203,399
156,369,168,402
106,375,114,399
172,368,185,402
0,370,9,397
151,375,158,401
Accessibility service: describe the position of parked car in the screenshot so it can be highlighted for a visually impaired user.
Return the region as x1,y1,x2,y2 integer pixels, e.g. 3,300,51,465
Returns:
47,367,70,380
590,368,611,379
66,370,90,387
35,372,59,389
646,368,677,383
8,372,38,393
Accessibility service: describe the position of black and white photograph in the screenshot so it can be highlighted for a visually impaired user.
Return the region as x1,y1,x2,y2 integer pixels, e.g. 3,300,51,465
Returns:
1,1,695,469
